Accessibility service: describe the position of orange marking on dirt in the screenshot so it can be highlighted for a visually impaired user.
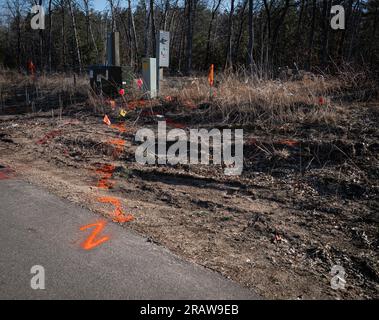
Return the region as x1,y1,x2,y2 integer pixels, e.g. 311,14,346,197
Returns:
97,196,134,223
127,100,148,110
278,139,299,147
110,122,127,133
0,166,15,180
80,220,110,250
95,164,115,189
36,129,62,145
108,139,125,147
96,164,115,174
0,171,11,180
107,138,126,158
97,178,115,189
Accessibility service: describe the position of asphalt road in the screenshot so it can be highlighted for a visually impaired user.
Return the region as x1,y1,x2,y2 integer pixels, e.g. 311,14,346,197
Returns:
0,175,259,300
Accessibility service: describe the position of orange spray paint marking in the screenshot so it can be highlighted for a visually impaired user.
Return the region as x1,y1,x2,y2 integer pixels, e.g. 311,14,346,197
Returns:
110,122,127,133
97,196,134,223
108,139,125,147
27,59,36,76
108,138,126,157
97,178,114,189
0,172,9,180
127,100,148,110
36,130,62,145
80,220,110,250
0,167,14,180
278,139,299,147
95,164,115,189
95,164,115,175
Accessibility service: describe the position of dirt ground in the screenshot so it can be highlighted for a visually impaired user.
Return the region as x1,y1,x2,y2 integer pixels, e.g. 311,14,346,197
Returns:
0,79,378,299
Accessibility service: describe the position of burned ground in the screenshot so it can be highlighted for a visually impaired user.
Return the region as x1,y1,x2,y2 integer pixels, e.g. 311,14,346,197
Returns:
0,74,378,299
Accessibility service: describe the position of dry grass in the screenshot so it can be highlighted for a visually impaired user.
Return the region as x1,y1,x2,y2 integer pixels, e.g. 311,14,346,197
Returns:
0,69,89,94
1,67,376,129
0,69,91,113
164,72,343,129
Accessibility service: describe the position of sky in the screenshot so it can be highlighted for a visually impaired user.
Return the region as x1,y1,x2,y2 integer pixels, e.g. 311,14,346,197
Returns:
93,0,109,12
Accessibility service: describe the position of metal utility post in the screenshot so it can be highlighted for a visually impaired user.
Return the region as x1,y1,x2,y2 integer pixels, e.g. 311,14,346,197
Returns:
142,58,157,99
107,32,120,66
156,31,170,95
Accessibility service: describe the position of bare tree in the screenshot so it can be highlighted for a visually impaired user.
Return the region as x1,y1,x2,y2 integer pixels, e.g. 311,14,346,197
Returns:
127,0,138,68
247,0,254,71
306,0,316,71
185,0,197,74
6,0,25,69
48,0,53,71
150,0,156,54
204,0,222,68
225,0,235,69
68,0,82,72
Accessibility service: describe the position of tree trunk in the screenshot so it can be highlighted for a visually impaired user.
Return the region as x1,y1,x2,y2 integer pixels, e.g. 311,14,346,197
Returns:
306,0,316,71
225,0,235,69
48,0,53,72
185,0,194,74
150,0,156,55
320,0,332,67
204,0,222,68
233,0,248,65
61,0,67,71
68,0,82,73
247,0,254,71
271,0,290,68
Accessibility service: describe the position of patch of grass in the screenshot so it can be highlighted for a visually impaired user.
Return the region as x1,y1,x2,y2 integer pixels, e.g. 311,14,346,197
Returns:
163,67,377,131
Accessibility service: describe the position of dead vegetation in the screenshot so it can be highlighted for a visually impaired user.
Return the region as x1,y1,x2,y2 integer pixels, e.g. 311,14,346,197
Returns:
163,68,377,133
0,70,378,299
0,69,89,114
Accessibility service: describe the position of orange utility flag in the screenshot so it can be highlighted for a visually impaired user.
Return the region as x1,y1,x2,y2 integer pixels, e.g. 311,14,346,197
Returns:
27,59,36,75
208,64,214,87
103,115,111,126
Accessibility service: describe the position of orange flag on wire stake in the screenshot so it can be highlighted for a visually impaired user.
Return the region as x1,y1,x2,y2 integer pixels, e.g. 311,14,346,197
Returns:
103,115,111,126
208,64,214,87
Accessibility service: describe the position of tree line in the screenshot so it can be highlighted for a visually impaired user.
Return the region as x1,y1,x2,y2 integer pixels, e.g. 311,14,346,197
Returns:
0,0,378,76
